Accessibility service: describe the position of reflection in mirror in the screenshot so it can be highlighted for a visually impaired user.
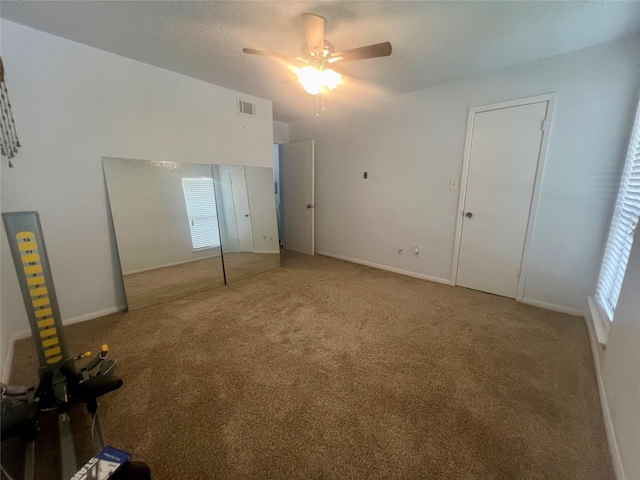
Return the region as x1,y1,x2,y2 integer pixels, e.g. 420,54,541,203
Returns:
213,165,281,282
103,158,225,310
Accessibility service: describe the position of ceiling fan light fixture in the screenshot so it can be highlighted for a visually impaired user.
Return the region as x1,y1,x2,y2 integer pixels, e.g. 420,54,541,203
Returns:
297,66,341,95
243,13,391,104
323,68,341,90
298,66,322,94
303,83,321,95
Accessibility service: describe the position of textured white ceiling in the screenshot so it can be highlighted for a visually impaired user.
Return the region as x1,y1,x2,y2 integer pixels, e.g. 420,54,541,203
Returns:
2,1,640,122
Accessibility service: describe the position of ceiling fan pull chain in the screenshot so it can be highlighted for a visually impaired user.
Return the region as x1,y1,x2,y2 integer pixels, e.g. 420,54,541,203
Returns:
316,93,319,118
322,90,326,112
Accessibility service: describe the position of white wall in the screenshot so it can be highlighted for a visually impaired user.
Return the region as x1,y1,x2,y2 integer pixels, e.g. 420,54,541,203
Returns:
589,234,640,479
603,235,640,479
0,20,273,380
289,34,640,313
273,120,289,145
103,159,220,275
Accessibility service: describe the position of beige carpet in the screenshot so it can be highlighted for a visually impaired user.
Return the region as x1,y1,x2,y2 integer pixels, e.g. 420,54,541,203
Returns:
5,251,613,479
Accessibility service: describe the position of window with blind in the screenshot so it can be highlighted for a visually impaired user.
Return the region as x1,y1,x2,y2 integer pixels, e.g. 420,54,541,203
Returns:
594,101,640,322
182,177,221,250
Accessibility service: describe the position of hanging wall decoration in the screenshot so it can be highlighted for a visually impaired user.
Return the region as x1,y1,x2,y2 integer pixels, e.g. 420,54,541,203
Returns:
0,57,21,167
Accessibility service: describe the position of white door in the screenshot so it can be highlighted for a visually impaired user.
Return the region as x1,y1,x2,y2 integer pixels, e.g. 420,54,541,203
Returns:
229,167,254,252
282,139,314,255
456,101,548,298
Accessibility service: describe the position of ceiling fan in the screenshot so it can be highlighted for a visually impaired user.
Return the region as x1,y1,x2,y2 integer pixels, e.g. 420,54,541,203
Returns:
242,13,392,95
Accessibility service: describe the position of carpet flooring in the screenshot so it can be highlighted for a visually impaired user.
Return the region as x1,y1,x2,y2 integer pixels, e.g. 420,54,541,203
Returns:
5,251,613,479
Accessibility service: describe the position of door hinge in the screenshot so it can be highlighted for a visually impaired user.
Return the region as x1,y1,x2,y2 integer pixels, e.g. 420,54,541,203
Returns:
541,120,547,132
516,268,521,278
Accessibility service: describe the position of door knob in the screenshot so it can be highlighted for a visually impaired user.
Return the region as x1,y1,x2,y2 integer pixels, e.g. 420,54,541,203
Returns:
307,204,312,209
465,212,473,218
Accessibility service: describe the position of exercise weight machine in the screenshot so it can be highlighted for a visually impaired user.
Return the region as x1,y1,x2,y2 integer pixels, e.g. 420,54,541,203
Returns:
1,212,148,480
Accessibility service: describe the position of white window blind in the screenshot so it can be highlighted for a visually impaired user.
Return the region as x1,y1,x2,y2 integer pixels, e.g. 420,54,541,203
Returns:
182,177,220,250
594,100,640,321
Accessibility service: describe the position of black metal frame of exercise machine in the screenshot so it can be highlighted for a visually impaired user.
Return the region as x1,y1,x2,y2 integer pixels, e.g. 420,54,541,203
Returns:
1,352,120,478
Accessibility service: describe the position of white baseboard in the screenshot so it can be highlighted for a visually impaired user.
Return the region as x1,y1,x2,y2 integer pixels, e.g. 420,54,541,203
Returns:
1,304,126,384
254,250,280,254
520,298,585,316
315,250,451,285
124,253,220,275
584,309,625,479
62,305,127,326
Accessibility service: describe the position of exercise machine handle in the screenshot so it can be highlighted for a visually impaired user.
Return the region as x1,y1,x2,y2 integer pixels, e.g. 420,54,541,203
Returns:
83,344,109,372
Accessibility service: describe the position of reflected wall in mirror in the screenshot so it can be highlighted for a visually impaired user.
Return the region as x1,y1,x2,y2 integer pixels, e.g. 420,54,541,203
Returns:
213,165,281,283
103,158,224,310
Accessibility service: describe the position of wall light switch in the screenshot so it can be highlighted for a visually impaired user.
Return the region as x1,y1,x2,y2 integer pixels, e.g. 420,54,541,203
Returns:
449,179,458,190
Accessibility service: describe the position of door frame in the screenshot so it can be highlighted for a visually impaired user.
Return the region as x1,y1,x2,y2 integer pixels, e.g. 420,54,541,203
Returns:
450,93,556,301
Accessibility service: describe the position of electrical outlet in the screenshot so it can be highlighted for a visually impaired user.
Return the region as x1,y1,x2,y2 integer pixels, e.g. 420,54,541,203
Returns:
413,245,420,257
398,246,405,255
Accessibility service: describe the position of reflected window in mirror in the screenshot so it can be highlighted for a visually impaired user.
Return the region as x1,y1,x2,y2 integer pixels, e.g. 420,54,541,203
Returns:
182,177,221,251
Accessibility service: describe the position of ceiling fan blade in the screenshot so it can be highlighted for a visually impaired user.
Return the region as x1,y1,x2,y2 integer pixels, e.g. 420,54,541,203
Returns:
242,48,307,67
331,42,392,62
242,48,290,60
302,13,326,53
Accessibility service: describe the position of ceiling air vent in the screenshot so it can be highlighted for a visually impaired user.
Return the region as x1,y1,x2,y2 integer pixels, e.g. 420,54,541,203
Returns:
238,99,256,117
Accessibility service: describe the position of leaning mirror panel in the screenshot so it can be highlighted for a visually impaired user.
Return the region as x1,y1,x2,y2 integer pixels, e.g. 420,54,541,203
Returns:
213,165,281,283
103,158,224,310
103,158,281,311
